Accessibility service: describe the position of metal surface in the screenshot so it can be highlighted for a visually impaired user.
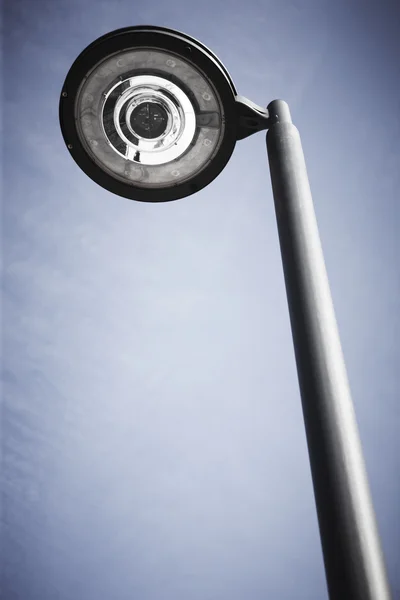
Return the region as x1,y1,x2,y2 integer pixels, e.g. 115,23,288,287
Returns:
235,95,270,140
266,99,392,600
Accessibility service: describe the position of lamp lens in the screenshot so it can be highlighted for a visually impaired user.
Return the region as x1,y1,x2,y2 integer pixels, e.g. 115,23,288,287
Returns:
130,102,168,139
75,49,226,188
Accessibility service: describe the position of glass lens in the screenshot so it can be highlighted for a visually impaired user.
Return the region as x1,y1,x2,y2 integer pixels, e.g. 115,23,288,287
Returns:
130,102,168,139
75,48,225,188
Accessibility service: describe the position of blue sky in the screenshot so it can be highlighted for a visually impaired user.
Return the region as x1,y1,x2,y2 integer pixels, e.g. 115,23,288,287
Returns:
2,1,399,599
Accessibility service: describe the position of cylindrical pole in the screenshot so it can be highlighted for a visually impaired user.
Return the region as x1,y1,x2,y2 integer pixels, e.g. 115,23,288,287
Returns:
266,99,392,600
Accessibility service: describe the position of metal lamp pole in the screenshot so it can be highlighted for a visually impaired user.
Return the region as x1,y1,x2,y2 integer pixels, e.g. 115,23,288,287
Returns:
266,99,392,600
59,26,393,597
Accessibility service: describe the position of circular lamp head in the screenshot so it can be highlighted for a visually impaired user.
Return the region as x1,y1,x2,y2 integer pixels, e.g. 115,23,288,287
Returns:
59,26,238,202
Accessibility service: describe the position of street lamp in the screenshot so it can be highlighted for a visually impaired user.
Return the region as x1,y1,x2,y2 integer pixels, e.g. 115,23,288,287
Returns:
59,26,392,600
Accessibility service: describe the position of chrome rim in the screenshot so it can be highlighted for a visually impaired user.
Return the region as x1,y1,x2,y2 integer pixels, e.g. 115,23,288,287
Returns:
101,74,196,165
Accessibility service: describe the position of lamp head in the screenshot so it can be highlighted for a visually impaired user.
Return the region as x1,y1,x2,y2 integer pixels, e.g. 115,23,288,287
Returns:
59,26,269,202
